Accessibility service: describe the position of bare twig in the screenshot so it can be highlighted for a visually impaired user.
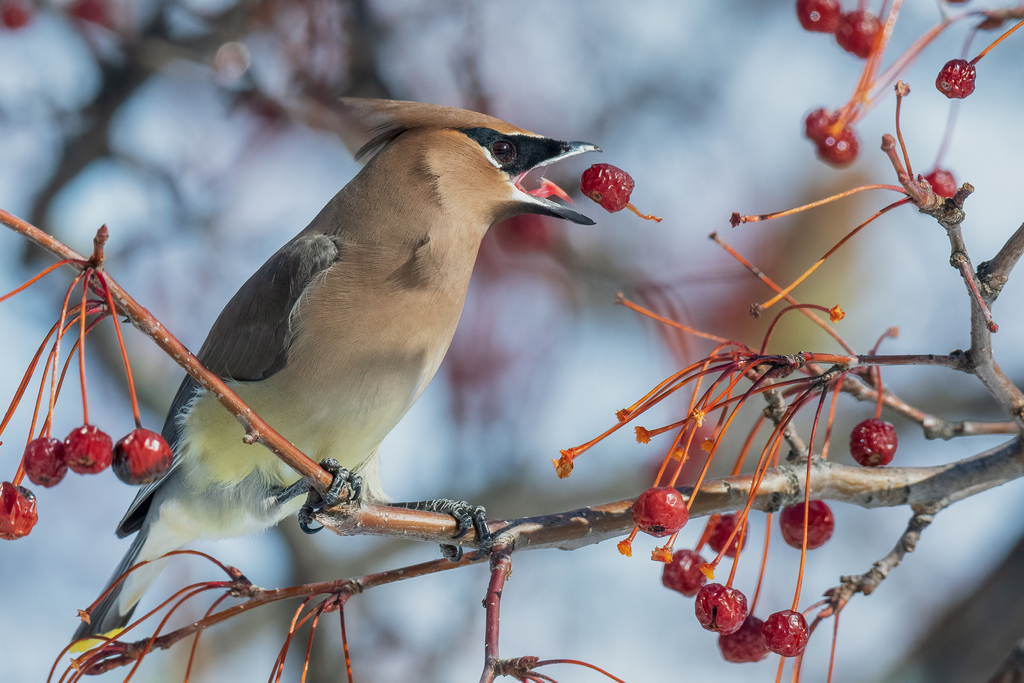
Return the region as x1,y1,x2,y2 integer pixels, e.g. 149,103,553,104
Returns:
978,222,1024,303
824,508,936,616
840,368,1018,440
479,548,513,683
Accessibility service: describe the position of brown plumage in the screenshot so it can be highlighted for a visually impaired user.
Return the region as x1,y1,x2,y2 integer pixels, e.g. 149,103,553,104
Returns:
73,99,599,646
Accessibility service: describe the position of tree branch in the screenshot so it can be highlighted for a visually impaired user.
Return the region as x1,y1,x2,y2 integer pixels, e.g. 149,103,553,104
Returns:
0,210,332,493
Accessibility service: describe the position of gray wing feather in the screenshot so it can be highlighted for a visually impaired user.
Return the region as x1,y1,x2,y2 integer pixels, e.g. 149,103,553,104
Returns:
115,233,342,537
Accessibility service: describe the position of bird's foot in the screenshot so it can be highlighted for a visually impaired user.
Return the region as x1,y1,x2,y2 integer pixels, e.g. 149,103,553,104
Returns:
274,459,362,535
389,498,490,561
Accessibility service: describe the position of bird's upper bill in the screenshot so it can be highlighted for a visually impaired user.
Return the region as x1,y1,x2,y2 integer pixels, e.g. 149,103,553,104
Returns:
503,138,601,226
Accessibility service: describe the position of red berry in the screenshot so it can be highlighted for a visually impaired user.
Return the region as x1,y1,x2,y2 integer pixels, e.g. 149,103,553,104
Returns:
695,583,748,635
113,428,173,485
804,108,859,167
835,10,881,59
762,610,810,657
849,418,897,466
632,487,689,537
719,615,770,663
936,59,976,99
707,513,746,558
662,548,708,597
0,0,31,29
0,482,38,540
70,0,108,25
924,168,957,198
64,424,114,474
779,500,835,549
580,163,635,213
796,0,841,33
804,108,833,144
23,438,68,488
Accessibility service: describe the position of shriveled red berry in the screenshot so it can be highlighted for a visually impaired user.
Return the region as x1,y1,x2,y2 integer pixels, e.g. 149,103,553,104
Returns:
23,438,68,488
924,168,957,198
936,59,976,99
580,163,635,213
707,513,746,558
804,108,859,167
835,10,881,59
695,583,748,635
719,615,769,663
113,428,173,485
779,500,835,550
762,610,810,657
64,424,114,474
849,418,897,466
0,482,38,540
796,0,841,33
632,487,689,537
662,548,708,597
0,0,31,29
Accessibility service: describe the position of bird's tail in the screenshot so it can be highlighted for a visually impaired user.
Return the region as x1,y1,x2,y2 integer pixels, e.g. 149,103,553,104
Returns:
70,524,174,650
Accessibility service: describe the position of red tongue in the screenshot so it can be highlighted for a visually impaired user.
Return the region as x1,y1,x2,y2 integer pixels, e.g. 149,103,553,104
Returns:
527,177,572,202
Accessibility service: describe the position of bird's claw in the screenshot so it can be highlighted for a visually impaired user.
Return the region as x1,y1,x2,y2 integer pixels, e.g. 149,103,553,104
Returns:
389,498,490,561
297,459,362,535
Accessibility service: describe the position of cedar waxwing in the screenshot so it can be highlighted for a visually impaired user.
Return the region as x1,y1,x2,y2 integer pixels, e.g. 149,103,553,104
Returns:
73,99,600,646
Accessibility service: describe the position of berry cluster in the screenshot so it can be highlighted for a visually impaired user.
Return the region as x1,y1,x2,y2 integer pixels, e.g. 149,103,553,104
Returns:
1,230,173,542
795,0,880,59
633,489,838,662
22,426,171,490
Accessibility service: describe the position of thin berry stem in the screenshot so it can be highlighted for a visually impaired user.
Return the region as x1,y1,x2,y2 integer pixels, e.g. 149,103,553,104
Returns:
96,271,142,429
710,232,857,355
893,81,913,179
46,271,85,437
731,414,766,476
760,198,913,310
793,390,830,611
970,17,1024,64
760,304,837,355
183,592,230,683
533,660,628,683
340,607,353,683
826,611,840,683
0,259,76,304
819,375,845,460
79,270,92,425
749,506,775,613
54,315,106,419
617,295,732,344
732,185,906,226
725,519,747,587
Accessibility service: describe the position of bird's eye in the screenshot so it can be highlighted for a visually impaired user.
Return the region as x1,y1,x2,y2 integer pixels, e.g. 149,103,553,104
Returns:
491,140,516,164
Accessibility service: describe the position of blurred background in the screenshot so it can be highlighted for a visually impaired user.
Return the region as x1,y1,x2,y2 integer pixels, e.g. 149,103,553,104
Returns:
2,0,1024,681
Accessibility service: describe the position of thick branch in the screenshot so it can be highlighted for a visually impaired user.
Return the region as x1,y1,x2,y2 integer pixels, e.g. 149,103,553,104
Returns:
826,508,936,615
316,437,1023,551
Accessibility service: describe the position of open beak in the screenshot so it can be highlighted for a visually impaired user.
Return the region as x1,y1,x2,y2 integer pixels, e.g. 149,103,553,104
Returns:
512,140,601,225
